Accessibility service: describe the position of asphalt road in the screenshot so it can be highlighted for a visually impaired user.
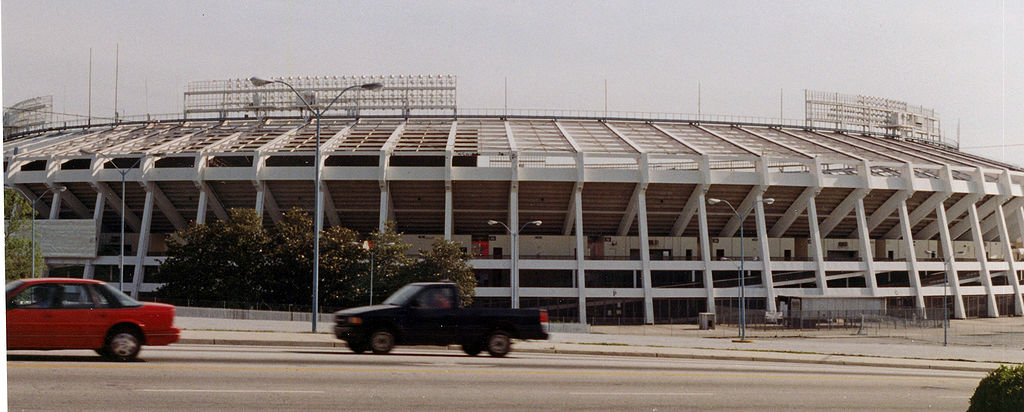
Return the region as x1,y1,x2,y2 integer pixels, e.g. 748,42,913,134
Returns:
8,345,984,411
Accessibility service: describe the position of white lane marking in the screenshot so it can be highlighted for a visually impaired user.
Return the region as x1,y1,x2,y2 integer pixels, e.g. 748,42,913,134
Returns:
569,392,713,396
137,389,323,394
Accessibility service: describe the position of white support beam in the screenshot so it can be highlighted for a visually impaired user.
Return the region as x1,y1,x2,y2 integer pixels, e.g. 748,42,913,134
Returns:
89,181,141,232
806,195,828,294
562,181,582,236
617,183,644,236
197,182,229,221
54,187,92,219
897,195,926,312
147,181,187,232
48,187,63,219
768,187,816,238
603,122,646,154
196,190,208,224
509,180,520,309
948,196,1005,241
319,182,340,228
573,183,587,323
670,184,706,237
882,192,950,239
917,195,982,240
1013,204,1024,251
444,182,453,240
935,200,966,319
720,187,763,238
649,123,705,156
697,186,715,314
130,190,155,298
262,184,284,225
378,181,390,233
866,192,903,232
855,198,879,294
967,202,1000,317
819,188,869,237
754,194,778,313
993,202,1024,315
254,183,266,217
83,191,106,280
637,184,654,324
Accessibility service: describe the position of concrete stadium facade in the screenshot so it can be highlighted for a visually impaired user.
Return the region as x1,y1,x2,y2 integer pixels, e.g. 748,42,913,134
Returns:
5,114,1024,323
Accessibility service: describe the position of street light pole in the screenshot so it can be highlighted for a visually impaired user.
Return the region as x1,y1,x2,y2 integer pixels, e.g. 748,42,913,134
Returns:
488,219,542,308
708,197,773,342
926,249,965,346
354,241,395,306
251,77,383,332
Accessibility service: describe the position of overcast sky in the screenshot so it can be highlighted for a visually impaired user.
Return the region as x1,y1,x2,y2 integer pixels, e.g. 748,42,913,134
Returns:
2,0,1021,165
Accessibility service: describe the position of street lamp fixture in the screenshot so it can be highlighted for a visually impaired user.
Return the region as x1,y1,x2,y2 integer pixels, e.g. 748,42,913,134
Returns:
707,197,774,342
487,219,542,308
251,76,384,332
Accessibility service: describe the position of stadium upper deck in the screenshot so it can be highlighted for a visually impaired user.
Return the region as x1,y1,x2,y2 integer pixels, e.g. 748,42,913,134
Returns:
5,114,1024,323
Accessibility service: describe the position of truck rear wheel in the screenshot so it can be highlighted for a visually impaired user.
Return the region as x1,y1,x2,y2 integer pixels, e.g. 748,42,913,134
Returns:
369,330,395,354
486,330,511,357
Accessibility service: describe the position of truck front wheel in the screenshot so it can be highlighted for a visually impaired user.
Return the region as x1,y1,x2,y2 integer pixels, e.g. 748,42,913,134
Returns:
370,330,395,354
347,340,368,354
486,330,511,357
462,342,482,356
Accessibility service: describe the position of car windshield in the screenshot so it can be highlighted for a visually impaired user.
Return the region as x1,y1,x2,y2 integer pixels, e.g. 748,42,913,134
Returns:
382,284,423,306
6,280,25,296
98,283,142,307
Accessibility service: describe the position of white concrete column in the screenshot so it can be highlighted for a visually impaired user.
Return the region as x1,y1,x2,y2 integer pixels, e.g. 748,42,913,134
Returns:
48,188,62,220
509,181,520,309
378,182,389,233
897,195,926,312
754,194,778,313
993,203,1023,315
637,186,654,324
855,197,879,294
84,192,106,280
697,188,715,314
254,182,266,217
130,190,155,298
444,182,453,240
806,195,828,294
935,200,967,319
967,202,1000,317
574,185,587,323
196,189,208,224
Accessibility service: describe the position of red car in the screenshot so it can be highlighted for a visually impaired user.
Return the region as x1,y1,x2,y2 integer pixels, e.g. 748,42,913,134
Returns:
6,278,180,361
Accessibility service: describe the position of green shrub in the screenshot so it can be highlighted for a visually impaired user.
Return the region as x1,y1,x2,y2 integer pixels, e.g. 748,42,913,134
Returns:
968,364,1024,412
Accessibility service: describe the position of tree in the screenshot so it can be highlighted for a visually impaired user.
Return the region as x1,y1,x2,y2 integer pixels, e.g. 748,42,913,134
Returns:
4,189,43,281
405,238,477,306
157,208,272,304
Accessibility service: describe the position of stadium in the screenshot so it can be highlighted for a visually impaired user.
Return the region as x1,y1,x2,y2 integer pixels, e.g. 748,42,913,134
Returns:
4,74,1024,325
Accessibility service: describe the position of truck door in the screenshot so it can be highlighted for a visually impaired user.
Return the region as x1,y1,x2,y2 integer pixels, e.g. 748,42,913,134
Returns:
404,287,457,345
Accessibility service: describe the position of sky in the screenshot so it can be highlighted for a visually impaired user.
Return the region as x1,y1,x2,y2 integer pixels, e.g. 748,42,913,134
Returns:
2,0,1022,165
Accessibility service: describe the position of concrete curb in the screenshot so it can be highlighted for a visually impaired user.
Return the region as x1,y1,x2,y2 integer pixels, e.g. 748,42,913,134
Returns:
177,338,1003,373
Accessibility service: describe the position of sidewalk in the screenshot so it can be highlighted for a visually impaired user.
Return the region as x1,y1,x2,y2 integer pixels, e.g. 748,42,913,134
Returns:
174,316,1024,372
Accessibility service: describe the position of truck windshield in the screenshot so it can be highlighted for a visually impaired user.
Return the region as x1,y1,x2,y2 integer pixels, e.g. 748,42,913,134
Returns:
382,284,422,306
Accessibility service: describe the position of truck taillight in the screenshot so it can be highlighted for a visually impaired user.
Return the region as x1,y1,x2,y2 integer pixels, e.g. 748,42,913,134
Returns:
539,310,548,323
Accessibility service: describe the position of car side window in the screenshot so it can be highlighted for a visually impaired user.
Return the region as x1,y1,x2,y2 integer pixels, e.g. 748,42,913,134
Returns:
86,285,112,308
8,284,60,309
59,284,94,309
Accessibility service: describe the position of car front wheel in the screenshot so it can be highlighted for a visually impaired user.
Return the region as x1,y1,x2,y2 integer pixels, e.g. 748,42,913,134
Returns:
103,329,142,361
369,330,395,354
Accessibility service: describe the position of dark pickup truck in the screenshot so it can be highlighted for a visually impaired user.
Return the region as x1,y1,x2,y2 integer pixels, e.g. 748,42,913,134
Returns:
334,282,548,357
